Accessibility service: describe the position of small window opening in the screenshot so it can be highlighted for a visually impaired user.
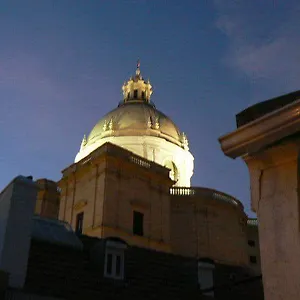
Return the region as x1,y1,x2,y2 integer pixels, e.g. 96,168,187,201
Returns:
133,211,144,236
249,255,257,264
133,89,138,99
75,212,84,235
141,91,145,100
106,253,113,275
248,240,255,247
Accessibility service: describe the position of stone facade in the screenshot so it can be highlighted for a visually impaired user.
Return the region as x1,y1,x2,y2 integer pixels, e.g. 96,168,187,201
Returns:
35,179,60,219
246,219,261,274
58,142,253,267
59,142,172,253
245,139,300,299
170,188,248,266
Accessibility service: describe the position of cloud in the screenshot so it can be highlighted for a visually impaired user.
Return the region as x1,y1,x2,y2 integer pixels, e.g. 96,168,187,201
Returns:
214,0,300,91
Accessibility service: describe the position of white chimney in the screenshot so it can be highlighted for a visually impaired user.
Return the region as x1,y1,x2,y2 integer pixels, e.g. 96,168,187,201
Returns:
0,176,37,288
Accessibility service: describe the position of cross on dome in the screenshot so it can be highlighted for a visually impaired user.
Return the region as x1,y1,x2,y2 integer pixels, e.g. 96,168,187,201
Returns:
135,59,141,77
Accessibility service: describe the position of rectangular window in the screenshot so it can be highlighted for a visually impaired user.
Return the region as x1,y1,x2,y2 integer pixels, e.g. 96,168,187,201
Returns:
106,253,113,275
141,91,145,99
115,255,121,277
249,255,257,264
248,240,255,247
134,89,138,99
104,250,124,279
133,211,144,236
75,212,84,235
198,261,215,297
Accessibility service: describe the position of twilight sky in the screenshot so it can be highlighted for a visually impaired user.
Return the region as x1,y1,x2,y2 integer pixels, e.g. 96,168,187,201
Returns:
1,0,299,216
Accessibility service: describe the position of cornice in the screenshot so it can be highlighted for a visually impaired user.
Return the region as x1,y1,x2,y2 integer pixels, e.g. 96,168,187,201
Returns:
219,98,300,158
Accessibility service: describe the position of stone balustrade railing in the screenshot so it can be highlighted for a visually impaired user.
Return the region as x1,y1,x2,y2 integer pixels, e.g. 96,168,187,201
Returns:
170,187,240,207
247,218,258,226
63,142,169,177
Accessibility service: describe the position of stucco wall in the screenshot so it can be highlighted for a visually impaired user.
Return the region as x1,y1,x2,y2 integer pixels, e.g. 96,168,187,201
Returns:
59,144,172,253
170,193,248,265
246,142,300,299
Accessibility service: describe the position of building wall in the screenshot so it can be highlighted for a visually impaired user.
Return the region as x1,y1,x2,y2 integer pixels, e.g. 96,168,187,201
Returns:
75,135,194,187
246,221,261,274
100,157,171,252
0,176,38,288
59,143,253,265
170,189,248,266
35,179,60,219
59,160,107,233
59,143,172,253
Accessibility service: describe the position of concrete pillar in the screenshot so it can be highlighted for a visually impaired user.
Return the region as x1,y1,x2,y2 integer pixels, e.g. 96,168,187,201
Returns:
245,140,300,299
219,93,300,300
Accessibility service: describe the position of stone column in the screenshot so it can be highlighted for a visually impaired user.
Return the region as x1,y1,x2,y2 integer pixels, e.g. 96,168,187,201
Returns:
219,95,300,300
245,140,300,300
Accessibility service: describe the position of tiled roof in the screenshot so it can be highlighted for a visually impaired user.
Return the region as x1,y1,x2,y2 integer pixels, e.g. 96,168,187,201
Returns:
24,236,263,300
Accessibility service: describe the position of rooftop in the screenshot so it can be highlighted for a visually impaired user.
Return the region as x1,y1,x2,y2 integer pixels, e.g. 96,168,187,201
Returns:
236,90,300,128
22,229,263,300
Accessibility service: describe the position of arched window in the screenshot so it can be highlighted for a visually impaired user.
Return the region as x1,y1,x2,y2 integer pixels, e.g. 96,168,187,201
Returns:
164,160,179,182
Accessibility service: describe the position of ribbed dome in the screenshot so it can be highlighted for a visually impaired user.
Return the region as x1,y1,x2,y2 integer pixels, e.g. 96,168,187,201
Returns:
86,102,183,147
75,63,193,187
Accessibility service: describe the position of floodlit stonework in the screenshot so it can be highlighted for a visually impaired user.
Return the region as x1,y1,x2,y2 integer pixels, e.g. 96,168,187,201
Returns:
59,141,250,266
59,143,172,253
75,63,194,187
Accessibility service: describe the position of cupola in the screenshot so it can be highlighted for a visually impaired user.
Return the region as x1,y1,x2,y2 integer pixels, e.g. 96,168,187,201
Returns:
121,60,153,104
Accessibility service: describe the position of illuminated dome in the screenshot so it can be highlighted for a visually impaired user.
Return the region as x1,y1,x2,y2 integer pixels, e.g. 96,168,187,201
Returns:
75,62,194,186
87,102,183,148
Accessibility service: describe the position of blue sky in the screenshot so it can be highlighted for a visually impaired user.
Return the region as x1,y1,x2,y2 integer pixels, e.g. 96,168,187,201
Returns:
1,0,299,216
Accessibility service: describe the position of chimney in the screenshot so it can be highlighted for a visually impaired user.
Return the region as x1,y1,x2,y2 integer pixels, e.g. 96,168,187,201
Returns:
0,176,38,288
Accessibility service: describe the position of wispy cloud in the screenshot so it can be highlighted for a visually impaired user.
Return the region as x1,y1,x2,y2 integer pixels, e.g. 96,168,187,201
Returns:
214,0,300,91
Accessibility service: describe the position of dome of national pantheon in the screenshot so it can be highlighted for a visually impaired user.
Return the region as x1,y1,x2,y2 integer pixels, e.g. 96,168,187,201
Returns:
75,62,194,187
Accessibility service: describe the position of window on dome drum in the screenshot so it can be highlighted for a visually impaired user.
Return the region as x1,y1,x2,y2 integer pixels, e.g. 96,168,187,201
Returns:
249,255,257,264
104,241,126,280
133,211,144,236
133,89,138,99
248,240,255,247
164,161,179,182
141,91,145,99
75,212,84,235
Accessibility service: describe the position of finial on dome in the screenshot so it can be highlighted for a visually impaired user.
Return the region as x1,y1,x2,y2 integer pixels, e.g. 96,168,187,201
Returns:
80,134,87,150
136,59,141,77
181,132,189,150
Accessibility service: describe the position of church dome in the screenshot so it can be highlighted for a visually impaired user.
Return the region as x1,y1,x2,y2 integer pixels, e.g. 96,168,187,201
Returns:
75,61,194,187
82,61,189,151
87,102,182,148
